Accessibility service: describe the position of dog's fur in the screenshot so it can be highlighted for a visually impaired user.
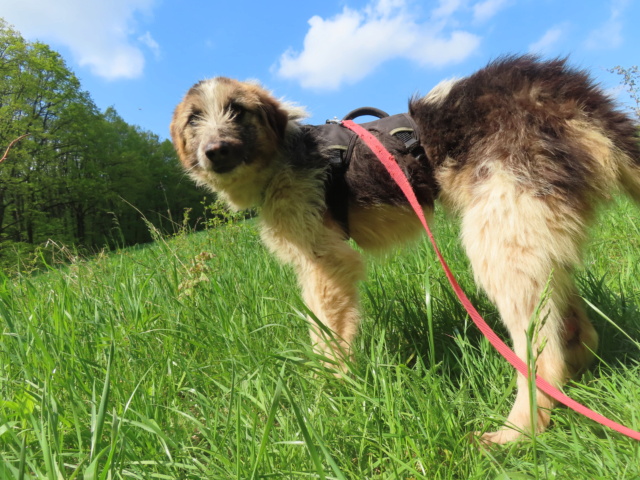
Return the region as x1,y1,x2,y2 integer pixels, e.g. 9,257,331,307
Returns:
171,56,640,444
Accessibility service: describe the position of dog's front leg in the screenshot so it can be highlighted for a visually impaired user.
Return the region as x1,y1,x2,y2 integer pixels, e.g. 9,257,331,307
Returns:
261,219,365,372
297,233,365,371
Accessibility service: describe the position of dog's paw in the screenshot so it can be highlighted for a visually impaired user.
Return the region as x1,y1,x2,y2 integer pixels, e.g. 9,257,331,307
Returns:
474,427,524,445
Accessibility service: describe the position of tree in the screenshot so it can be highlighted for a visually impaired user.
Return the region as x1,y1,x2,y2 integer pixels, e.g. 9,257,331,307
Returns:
610,65,640,120
0,19,206,268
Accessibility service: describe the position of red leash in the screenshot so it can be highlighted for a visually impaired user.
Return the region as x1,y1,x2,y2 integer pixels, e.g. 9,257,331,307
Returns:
342,119,640,441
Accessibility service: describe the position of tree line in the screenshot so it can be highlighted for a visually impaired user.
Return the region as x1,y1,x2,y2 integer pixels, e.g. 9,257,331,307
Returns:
0,20,206,269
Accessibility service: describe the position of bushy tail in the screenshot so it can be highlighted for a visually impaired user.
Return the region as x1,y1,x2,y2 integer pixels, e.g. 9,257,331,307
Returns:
600,106,640,203
615,126,640,202
620,161,640,202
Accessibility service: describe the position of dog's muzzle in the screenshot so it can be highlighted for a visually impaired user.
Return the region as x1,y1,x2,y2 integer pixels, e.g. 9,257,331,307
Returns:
202,140,244,173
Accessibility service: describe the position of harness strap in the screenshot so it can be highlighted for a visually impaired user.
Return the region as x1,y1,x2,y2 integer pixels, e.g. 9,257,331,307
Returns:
319,112,423,236
325,149,351,236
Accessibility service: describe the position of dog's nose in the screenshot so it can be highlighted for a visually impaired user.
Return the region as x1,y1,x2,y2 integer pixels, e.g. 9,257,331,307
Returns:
205,141,230,161
203,140,242,173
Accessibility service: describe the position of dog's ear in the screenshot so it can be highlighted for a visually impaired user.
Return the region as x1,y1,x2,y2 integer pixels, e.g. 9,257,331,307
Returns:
259,94,289,142
170,103,190,166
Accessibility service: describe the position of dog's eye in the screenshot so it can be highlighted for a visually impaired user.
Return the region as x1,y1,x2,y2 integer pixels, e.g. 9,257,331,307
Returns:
229,102,247,121
187,111,202,127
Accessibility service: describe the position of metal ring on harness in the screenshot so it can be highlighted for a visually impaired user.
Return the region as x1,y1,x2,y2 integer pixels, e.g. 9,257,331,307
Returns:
342,107,389,121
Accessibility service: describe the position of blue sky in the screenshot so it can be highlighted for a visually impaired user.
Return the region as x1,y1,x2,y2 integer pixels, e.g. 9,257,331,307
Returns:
1,0,638,140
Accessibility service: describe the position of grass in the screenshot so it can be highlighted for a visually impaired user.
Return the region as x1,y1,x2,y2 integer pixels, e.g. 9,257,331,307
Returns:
1,197,639,479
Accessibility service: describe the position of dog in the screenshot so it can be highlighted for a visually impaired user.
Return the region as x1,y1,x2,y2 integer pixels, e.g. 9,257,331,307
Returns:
170,56,640,444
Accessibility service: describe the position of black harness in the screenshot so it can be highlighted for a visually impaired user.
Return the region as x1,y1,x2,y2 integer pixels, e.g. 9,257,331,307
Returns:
310,108,425,236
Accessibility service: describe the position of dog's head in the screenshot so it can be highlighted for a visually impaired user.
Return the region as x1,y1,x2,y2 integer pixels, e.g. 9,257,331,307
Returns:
170,77,304,208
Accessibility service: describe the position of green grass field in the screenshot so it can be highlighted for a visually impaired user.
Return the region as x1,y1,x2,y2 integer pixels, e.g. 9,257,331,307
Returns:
1,198,639,479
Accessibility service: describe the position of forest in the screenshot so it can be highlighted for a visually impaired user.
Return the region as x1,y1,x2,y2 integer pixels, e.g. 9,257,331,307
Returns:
0,20,206,270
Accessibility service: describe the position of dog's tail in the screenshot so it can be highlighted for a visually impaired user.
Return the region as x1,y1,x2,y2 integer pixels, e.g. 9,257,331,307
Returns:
585,107,639,202
563,64,640,203
620,157,640,203
530,63,640,204
615,125,640,202
604,115,640,203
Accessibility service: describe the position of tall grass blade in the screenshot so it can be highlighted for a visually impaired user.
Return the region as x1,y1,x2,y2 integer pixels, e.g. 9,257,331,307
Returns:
90,343,113,462
249,365,285,480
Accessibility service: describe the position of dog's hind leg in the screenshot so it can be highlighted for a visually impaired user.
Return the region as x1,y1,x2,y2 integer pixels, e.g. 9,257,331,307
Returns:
455,168,598,444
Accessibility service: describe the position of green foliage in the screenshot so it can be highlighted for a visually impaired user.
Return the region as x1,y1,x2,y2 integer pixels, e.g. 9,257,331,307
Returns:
610,65,640,119
201,197,256,230
0,198,638,479
0,19,206,270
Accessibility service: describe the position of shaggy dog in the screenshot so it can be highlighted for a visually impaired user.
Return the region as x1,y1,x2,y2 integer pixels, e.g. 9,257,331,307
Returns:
170,56,640,444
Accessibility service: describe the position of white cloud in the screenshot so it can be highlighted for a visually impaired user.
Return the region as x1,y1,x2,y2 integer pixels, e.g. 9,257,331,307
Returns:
0,0,158,80
472,0,510,23
275,0,481,90
432,0,465,19
585,0,629,50
528,24,567,54
139,32,161,60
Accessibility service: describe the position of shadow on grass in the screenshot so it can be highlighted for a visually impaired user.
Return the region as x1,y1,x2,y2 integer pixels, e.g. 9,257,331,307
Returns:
361,266,640,382
578,271,640,367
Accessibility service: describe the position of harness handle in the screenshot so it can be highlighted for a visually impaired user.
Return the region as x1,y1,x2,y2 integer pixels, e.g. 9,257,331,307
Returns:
342,107,389,121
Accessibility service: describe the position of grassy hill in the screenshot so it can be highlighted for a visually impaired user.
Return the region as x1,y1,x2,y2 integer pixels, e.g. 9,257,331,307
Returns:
1,198,639,479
